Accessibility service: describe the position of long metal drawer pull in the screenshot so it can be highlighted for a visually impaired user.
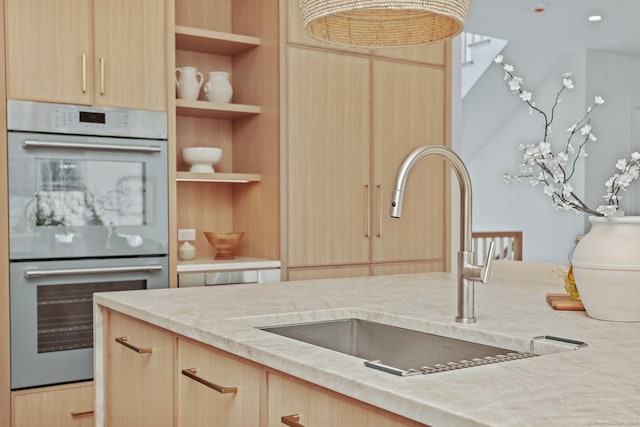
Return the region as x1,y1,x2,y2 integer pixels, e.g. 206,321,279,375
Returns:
364,184,370,237
376,184,382,237
71,409,94,417
81,54,87,93
281,414,304,427
24,264,163,279
181,368,237,394
23,140,162,154
100,57,105,95
115,337,152,354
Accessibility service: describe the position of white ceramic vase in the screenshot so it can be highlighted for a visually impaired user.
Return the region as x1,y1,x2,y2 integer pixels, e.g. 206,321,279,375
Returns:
571,216,640,322
175,66,203,100
204,71,233,103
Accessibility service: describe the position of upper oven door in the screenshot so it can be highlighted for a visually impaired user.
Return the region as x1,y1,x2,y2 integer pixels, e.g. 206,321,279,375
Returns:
8,132,168,260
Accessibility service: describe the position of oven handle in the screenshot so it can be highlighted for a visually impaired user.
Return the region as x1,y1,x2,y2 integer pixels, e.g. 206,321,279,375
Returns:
23,139,163,154
24,264,163,279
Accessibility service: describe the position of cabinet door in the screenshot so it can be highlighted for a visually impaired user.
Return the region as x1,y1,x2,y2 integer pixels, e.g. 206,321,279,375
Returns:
372,60,448,264
93,0,167,110
286,46,370,267
5,0,93,104
11,382,94,427
177,338,262,426
105,311,174,427
267,372,425,427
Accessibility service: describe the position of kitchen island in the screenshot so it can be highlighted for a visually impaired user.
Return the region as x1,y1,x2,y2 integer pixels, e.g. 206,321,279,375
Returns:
94,261,640,426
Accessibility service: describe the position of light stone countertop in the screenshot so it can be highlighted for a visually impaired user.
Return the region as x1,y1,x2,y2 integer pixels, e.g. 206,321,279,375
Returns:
93,261,640,426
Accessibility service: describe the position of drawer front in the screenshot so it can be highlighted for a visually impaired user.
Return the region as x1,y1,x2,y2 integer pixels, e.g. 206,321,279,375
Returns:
106,311,174,427
12,382,94,427
178,337,262,426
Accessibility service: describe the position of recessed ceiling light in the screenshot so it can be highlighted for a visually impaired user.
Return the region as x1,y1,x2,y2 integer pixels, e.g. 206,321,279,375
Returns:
588,15,603,22
533,3,547,13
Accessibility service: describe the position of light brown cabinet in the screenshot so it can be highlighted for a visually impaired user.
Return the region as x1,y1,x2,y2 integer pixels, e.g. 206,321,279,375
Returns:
267,372,426,427
105,310,175,427
11,382,94,427
98,308,427,427
5,0,167,111
178,338,262,426
284,31,451,279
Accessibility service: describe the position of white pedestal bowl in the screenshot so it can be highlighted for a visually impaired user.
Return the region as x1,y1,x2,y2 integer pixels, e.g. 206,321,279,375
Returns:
182,147,222,173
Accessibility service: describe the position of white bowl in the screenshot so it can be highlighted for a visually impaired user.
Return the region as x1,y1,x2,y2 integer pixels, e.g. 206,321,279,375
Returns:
182,147,222,173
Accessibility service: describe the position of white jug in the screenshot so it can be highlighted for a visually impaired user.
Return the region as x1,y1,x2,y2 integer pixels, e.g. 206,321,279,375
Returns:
175,66,203,101
204,71,233,103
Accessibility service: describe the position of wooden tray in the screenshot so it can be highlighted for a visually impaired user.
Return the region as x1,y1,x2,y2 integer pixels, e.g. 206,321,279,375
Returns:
546,293,585,311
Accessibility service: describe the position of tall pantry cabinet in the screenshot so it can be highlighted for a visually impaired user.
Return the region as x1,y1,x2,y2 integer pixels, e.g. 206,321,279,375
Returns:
283,3,452,280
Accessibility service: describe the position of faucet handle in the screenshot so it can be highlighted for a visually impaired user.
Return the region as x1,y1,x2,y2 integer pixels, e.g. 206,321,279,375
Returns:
478,241,495,284
463,241,495,284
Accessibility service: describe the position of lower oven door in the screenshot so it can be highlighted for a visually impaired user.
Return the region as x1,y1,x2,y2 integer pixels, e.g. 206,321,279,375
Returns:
9,256,168,390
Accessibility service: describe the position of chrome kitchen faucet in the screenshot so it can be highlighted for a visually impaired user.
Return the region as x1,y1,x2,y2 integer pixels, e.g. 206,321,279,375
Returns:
390,145,494,323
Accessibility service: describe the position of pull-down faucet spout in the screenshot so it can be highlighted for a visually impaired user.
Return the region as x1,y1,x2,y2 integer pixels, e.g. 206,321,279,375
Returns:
390,145,494,323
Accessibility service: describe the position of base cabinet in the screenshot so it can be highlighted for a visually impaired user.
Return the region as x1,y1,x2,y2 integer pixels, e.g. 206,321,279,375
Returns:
178,338,262,426
11,382,94,427
105,311,175,427
267,372,426,427
99,309,428,426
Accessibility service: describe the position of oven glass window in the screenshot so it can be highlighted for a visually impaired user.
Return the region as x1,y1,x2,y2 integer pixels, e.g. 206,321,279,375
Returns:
37,280,145,353
35,158,146,227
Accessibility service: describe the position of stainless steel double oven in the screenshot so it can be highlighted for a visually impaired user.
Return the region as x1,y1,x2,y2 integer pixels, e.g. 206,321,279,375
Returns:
7,100,169,389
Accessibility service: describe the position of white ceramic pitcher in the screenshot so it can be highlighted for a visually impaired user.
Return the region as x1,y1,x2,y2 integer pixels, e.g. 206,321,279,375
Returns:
204,71,233,103
175,66,203,101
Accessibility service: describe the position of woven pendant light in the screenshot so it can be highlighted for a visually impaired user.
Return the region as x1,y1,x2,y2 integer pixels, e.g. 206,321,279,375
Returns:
300,0,470,47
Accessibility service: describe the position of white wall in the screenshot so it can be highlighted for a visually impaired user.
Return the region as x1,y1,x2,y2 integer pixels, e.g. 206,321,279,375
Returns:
464,50,589,263
584,51,640,218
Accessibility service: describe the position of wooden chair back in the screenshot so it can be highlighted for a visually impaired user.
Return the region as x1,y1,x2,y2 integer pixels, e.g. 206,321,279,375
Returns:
472,231,523,262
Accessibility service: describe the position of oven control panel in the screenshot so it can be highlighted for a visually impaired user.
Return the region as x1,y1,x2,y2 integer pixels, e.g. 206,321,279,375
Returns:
55,106,130,134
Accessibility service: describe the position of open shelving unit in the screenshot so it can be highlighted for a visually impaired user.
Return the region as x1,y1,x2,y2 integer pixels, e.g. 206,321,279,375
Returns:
170,0,280,273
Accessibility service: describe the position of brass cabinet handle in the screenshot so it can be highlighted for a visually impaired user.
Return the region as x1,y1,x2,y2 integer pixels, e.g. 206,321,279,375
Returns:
99,57,105,95
181,368,237,394
364,184,370,237
71,410,94,418
376,184,382,237
81,54,87,93
115,337,152,354
281,414,304,427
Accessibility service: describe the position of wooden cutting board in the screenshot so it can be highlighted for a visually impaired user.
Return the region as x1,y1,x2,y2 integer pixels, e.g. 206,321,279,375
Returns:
546,293,585,311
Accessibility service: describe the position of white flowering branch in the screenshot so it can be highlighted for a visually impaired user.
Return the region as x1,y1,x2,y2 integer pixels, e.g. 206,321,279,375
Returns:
494,54,640,217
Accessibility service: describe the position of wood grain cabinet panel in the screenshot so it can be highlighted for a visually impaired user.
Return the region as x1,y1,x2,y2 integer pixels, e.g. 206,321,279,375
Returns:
105,311,174,427
11,382,94,427
371,60,448,264
5,0,166,111
286,47,371,268
267,372,426,427
177,338,262,426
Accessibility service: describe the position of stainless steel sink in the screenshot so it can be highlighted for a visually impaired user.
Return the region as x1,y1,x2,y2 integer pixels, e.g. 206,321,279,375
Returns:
259,318,538,376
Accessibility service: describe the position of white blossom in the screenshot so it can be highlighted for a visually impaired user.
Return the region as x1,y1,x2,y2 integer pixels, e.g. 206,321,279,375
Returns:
495,56,627,217
597,205,618,216
508,77,523,91
563,78,574,89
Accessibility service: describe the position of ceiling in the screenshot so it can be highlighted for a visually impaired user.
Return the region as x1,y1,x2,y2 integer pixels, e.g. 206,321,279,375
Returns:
464,0,640,58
